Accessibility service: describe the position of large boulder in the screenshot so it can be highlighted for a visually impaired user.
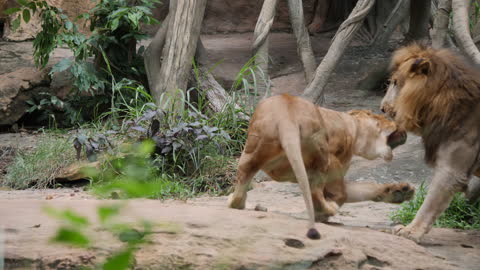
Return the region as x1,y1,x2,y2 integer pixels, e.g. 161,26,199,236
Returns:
1,199,461,269
0,67,50,125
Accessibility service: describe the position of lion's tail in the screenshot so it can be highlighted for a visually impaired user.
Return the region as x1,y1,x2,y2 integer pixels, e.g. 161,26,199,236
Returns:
278,121,320,240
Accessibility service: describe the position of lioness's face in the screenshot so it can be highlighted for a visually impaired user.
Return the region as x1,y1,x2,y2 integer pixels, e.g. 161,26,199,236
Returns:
350,111,407,161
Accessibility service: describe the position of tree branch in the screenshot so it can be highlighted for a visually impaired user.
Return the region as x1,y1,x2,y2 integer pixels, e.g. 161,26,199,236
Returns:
302,0,376,104
452,0,480,64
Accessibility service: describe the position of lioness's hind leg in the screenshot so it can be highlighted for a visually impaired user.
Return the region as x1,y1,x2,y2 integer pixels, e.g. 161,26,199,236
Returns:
312,186,339,222
344,181,414,203
228,153,260,210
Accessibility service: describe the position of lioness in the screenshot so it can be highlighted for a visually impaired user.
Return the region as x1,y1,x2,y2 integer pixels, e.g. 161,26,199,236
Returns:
381,44,480,242
228,94,413,239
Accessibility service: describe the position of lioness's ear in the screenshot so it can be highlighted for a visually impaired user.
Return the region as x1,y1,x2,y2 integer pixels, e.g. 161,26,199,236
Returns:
410,58,430,75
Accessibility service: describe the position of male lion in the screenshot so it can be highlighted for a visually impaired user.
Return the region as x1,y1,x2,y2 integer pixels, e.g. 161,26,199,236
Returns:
228,94,414,240
381,44,480,242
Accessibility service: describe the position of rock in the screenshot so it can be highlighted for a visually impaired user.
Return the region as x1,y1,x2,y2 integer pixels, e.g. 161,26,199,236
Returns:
0,67,50,125
1,199,460,269
145,0,317,35
2,0,96,41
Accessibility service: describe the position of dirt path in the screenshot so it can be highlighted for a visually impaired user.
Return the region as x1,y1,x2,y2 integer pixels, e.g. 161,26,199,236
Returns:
0,33,477,269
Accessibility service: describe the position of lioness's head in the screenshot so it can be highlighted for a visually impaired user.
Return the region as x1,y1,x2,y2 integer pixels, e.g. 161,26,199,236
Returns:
348,110,407,161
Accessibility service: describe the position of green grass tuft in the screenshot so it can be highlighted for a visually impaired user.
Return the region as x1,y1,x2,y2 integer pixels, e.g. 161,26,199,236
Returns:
391,182,480,230
2,136,76,189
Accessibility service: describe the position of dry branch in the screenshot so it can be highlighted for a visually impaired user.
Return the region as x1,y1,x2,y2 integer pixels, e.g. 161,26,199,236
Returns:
144,14,170,92
302,0,376,105
371,0,410,48
287,0,317,83
252,0,279,96
452,0,480,64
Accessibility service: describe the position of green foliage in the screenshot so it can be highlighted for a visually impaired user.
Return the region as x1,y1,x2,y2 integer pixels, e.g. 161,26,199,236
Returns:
87,140,193,199
2,136,76,189
391,182,480,230
8,0,160,126
45,201,158,269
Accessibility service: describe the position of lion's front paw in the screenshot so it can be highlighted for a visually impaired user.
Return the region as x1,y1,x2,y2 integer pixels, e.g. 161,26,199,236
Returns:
392,224,424,243
381,183,415,203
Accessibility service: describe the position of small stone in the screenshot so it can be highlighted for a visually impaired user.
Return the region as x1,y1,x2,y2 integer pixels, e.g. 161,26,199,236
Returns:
254,204,267,212
284,238,305,249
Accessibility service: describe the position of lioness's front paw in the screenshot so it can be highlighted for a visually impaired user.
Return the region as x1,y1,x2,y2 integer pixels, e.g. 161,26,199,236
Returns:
381,183,415,203
227,193,246,209
392,224,424,243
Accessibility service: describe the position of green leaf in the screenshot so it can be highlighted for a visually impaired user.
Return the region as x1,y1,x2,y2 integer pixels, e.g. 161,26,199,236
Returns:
50,58,72,74
11,17,21,31
118,228,144,243
65,20,73,30
44,207,90,227
51,227,90,247
17,0,28,6
102,249,133,270
110,18,120,31
4,7,21,15
27,2,36,13
22,9,30,23
97,204,122,224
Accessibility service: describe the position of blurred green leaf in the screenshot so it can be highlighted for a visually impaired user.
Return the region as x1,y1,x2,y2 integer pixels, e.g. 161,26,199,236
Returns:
4,7,21,15
102,249,133,270
44,207,90,227
97,204,122,224
51,227,90,247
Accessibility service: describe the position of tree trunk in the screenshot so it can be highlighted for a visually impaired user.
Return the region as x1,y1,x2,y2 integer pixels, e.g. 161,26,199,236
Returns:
252,0,279,97
302,0,376,104
406,0,431,41
371,0,410,48
152,0,207,110
452,0,480,65
144,14,170,92
432,0,452,48
287,0,317,84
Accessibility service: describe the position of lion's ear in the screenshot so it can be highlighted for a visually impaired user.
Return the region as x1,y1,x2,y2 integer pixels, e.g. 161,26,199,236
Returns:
410,58,430,75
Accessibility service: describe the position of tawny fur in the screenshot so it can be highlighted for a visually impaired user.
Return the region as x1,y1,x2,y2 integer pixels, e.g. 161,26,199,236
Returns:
387,44,480,165
229,94,414,239
381,44,480,242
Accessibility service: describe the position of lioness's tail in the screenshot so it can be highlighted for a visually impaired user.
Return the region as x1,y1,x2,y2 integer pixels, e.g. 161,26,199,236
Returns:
278,121,320,240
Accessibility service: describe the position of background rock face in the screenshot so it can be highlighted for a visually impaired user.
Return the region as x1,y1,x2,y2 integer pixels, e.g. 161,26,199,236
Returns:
145,0,317,34
0,67,50,125
1,0,96,41
1,0,317,41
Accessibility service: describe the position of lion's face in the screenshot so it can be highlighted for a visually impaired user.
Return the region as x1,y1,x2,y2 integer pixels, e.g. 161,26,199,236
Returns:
348,110,407,161
380,44,433,124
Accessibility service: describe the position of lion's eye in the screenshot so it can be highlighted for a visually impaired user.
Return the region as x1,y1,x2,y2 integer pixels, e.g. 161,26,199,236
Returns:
393,79,397,86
